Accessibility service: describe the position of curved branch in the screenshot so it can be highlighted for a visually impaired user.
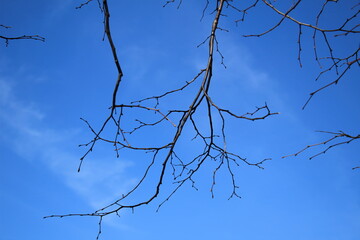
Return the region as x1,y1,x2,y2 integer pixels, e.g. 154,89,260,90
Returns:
1,24,45,46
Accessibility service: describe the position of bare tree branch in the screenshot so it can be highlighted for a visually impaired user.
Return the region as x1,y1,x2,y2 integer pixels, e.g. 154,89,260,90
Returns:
240,0,359,107
0,24,45,46
283,131,360,163
45,1,278,238
42,0,358,238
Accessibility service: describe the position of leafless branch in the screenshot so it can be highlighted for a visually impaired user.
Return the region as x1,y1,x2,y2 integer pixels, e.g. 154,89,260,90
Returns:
44,0,358,238
46,1,278,237
283,131,360,161
239,0,359,107
0,24,45,46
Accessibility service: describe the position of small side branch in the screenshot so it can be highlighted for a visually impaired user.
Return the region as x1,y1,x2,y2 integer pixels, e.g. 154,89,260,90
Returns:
1,24,45,46
283,131,360,163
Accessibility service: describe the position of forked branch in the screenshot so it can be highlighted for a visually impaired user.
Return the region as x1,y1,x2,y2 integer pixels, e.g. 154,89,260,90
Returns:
46,1,278,239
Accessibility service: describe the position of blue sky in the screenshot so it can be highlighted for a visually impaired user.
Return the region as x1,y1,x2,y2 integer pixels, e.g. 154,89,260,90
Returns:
0,0,359,239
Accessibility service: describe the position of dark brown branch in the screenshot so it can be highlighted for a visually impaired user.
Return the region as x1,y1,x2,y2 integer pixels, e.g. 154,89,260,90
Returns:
236,0,359,108
260,0,360,34
47,2,278,229
0,31,45,46
243,0,302,38
303,48,359,109
77,0,124,171
42,4,359,240
163,0,183,9
283,131,360,161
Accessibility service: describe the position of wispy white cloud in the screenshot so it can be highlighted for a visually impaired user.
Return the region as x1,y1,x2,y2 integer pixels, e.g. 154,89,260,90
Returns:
0,78,135,210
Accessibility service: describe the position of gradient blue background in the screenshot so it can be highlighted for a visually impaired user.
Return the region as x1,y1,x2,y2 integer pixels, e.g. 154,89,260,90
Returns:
1,1,359,239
